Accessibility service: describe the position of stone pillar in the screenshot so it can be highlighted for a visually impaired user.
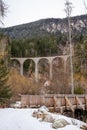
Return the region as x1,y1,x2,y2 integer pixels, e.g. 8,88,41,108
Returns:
63,58,67,74
62,56,69,74
20,63,23,76
34,59,39,82
49,58,53,80
62,56,69,87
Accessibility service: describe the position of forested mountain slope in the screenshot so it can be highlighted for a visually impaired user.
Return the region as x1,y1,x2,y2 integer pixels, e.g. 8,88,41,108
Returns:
0,15,87,39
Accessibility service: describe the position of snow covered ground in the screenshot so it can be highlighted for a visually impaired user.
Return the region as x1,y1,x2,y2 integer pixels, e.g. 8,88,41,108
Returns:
0,108,86,130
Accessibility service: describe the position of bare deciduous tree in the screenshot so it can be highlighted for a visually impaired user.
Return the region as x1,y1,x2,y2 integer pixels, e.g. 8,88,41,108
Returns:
64,0,74,94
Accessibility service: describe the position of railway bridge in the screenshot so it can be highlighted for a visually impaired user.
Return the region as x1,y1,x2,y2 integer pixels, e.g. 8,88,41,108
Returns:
11,55,70,82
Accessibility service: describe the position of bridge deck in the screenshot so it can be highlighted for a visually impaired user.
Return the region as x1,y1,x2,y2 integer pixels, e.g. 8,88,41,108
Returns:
21,94,87,112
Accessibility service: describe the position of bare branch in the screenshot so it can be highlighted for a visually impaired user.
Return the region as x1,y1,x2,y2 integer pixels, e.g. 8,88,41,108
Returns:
84,0,87,10
0,0,7,24
83,0,87,14
64,0,73,17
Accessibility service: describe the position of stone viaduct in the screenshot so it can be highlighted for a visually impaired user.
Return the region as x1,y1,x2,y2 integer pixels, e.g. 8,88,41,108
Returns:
11,55,70,82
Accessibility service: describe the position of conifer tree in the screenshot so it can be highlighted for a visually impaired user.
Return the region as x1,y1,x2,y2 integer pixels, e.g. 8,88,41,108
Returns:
0,0,12,105
0,59,12,104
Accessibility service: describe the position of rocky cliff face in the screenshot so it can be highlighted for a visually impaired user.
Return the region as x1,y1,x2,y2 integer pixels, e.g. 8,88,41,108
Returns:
40,15,87,34
0,14,87,39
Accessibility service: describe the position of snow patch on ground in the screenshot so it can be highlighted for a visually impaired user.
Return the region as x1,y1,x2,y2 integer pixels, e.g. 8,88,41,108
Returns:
0,108,86,130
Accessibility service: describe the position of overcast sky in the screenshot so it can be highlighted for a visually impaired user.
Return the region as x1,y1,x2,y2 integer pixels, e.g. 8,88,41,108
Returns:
2,0,86,27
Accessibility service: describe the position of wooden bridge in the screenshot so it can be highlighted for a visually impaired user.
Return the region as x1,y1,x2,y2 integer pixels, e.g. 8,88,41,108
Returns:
21,94,87,112
21,94,87,122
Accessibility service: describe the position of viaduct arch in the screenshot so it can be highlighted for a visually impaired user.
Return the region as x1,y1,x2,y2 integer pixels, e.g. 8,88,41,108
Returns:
11,55,70,82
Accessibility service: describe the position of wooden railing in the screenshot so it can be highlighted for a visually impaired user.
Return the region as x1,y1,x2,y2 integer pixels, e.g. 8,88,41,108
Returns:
21,94,87,112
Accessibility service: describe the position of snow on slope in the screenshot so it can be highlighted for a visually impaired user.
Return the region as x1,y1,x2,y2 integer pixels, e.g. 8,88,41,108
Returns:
0,108,86,130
